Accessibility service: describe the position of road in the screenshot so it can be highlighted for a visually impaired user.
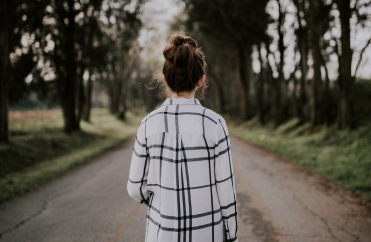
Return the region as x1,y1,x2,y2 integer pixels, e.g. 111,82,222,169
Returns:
1,136,370,242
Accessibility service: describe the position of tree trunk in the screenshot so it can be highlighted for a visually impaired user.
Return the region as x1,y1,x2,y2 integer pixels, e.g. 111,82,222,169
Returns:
208,69,227,114
77,67,86,123
298,30,309,125
237,44,252,120
229,51,240,119
59,0,79,133
265,48,275,120
275,73,286,126
82,23,97,122
337,0,352,129
257,44,266,124
109,79,121,114
83,74,93,122
309,0,324,127
321,57,332,125
117,79,128,120
0,0,9,142
293,0,309,125
292,75,300,121
275,1,286,126
216,80,227,114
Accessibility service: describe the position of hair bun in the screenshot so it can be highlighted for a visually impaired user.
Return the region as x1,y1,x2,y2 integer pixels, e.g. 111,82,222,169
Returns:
170,35,197,48
162,35,207,97
163,35,199,68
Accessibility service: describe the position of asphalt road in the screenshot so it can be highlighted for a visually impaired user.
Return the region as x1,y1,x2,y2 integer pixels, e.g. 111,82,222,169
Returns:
1,136,370,242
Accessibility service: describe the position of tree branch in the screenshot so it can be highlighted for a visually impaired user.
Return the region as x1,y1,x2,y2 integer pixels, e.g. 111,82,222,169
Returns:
353,38,371,78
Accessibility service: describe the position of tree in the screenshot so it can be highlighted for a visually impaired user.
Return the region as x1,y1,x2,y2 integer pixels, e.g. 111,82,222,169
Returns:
293,0,309,125
257,44,267,124
99,0,142,119
46,0,83,133
336,0,352,129
1,0,144,138
75,0,103,122
44,0,143,131
274,0,288,125
185,0,270,120
308,0,325,127
0,0,49,142
0,0,10,142
179,0,370,130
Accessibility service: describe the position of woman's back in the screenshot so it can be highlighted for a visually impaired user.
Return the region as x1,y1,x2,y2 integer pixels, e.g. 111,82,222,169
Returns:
128,97,238,242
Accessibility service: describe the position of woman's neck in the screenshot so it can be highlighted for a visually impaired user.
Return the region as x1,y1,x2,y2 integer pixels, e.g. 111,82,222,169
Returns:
170,91,196,99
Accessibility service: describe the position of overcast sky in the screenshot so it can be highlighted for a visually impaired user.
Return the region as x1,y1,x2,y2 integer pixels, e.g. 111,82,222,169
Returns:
138,0,185,63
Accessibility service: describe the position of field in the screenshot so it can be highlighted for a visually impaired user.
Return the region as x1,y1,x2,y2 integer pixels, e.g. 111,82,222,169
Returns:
229,118,371,204
0,109,142,204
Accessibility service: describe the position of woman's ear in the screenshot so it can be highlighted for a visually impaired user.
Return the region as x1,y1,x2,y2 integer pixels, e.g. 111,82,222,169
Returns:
197,75,205,87
163,75,168,86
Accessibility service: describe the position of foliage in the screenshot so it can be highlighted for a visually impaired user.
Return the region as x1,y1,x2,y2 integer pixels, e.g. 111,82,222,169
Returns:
7,0,50,103
181,0,371,131
183,0,271,120
2,0,144,136
353,78,371,125
184,0,271,45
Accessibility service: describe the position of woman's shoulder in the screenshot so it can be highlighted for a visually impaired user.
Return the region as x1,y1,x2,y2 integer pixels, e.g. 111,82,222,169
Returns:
141,105,226,124
140,106,166,124
139,104,227,131
203,108,226,125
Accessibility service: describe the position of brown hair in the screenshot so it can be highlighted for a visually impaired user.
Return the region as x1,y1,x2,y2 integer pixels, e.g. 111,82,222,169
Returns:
162,35,207,98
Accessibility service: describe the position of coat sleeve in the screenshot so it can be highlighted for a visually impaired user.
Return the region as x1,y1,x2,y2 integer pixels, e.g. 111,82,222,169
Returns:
127,120,150,204
214,117,238,242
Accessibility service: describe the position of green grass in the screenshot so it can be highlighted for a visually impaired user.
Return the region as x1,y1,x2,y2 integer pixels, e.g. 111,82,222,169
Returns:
0,109,142,204
228,118,371,203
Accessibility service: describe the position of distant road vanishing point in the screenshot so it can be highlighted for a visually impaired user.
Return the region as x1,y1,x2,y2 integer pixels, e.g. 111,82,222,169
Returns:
0,136,370,242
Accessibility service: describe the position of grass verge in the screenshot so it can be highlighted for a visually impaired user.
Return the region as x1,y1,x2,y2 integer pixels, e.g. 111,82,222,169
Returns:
228,118,371,204
0,109,142,204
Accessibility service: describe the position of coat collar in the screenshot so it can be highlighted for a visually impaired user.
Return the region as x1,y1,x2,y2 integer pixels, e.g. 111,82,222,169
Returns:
161,97,201,106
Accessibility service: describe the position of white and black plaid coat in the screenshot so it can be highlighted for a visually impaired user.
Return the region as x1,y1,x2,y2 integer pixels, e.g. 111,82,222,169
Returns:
127,97,238,242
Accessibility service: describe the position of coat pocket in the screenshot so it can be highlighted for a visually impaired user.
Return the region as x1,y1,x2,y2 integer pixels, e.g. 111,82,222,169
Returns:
223,220,227,241
142,191,154,207
148,191,154,206
223,220,233,242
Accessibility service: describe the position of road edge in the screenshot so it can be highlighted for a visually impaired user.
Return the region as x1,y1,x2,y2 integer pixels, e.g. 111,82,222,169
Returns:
0,135,136,207
230,134,371,210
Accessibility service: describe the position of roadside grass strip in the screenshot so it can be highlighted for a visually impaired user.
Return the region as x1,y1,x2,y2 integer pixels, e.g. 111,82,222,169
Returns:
0,109,142,204
228,118,371,204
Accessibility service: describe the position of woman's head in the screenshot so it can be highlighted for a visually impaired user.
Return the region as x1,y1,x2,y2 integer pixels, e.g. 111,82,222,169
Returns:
162,35,207,98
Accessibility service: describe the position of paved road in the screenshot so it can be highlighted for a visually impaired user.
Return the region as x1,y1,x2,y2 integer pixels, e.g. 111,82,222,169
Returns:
1,137,370,242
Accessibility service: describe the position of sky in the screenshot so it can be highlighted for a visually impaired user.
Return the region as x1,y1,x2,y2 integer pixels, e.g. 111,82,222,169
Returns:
138,0,185,63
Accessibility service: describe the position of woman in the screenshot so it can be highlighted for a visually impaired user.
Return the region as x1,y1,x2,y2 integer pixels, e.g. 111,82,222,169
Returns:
127,35,238,242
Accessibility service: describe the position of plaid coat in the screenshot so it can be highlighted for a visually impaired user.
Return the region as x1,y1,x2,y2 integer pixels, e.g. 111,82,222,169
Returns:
127,98,238,242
